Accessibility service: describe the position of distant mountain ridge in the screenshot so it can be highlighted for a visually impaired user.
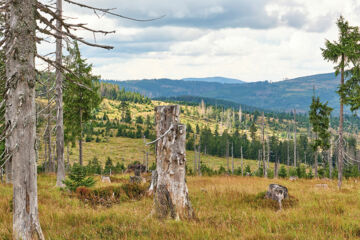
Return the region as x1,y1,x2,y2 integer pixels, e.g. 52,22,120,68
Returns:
101,72,343,113
181,76,245,84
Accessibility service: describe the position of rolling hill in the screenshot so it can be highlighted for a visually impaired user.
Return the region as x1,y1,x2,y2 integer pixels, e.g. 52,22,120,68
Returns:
102,73,343,113
182,76,245,84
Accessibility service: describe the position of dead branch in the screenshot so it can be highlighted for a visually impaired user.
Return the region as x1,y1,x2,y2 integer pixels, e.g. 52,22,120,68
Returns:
64,0,165,22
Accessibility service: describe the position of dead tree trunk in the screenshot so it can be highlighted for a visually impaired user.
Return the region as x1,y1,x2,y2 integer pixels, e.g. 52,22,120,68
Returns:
46,72,53,172
314,150,318,178
231,142,234,174
5,0,45,238
193,134,197,175
198,144,201,176
267,136,270,171
274,155,279,178
294,109,297,168
241,146,244,176
287,126,290,174
262,112,267,177
55,0,65,187
226,140,229,173
329,140,332,179
79,109,83,165
153,105,194,220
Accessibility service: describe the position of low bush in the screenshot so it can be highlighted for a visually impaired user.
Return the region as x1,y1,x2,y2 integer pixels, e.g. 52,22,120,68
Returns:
75,183,148,207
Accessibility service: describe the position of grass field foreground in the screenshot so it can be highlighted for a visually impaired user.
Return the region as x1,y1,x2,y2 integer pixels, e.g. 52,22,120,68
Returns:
1,175,360,239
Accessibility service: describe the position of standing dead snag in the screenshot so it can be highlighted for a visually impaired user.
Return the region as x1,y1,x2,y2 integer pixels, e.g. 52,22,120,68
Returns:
4,0,45,238
55,0,66,187
153,105,194,220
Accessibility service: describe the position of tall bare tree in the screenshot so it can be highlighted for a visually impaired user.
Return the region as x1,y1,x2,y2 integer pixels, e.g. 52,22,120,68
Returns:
261,112,267,177
231,142,234,174
3,0,45,238
241,145,243,176
1,0,162,237
293,108,297,168
226,139,229,173
55,0,65,187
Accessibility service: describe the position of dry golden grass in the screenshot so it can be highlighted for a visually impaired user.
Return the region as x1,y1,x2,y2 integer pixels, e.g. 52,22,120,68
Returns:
39,136,263,172
1,175,360,239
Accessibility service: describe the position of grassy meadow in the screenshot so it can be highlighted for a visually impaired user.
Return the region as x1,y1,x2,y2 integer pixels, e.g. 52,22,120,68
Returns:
1,174,360,239
49,136,269,173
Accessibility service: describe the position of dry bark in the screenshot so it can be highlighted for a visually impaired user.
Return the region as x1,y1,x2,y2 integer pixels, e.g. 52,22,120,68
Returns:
5,0,45,238
241,146,243,176
261,112,267,177
55,0,65,187
153,105,194,220
294,109,297,168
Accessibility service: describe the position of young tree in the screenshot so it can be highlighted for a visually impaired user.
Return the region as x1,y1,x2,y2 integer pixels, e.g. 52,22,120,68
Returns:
309,96,333,178
249,122,257,141
64,41,101,165
321,16,360,189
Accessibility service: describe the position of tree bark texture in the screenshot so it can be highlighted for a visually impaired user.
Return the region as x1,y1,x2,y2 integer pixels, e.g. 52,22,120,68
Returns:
153,105,194,220
55,0,65,188
294,109,297,168
5,0,45,238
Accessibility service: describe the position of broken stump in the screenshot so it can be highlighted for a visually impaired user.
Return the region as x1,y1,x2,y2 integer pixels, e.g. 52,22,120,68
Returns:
265,184,288,210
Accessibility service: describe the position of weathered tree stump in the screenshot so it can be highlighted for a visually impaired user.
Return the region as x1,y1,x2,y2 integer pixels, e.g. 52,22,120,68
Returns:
152,105,194,220
265,184,288,210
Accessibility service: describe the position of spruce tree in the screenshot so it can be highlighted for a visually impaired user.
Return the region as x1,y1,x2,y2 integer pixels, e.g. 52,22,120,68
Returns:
321,16,360,189
63,163,96,192
309,96,333,178
64,41,101,165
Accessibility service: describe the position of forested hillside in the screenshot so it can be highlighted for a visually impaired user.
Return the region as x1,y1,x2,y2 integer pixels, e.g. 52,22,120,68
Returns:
34,82,360,179
103,72,344,113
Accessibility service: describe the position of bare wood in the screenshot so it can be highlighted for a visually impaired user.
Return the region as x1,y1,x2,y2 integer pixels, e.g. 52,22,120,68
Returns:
231,142,234,174
314,151,318,178
64,0,165,22
5,0,45,238
226,140,229,173
262,112,267,177
193,134,197,175
153,105,194,220
294,108,297,168
55,0,66,187
241,146,243,176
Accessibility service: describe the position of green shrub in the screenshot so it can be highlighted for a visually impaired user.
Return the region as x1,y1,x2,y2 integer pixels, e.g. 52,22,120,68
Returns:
244,165,251,175
218,165,226,175
63,163,96,192
289,167,297,177
296,165,307,178
278,166,287,178
122,183,147,200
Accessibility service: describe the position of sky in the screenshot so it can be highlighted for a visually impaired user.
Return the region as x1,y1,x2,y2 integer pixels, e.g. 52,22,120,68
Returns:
40,0,360,82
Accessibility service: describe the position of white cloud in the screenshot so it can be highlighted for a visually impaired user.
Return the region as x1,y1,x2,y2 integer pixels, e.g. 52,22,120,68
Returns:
37,0,360,82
